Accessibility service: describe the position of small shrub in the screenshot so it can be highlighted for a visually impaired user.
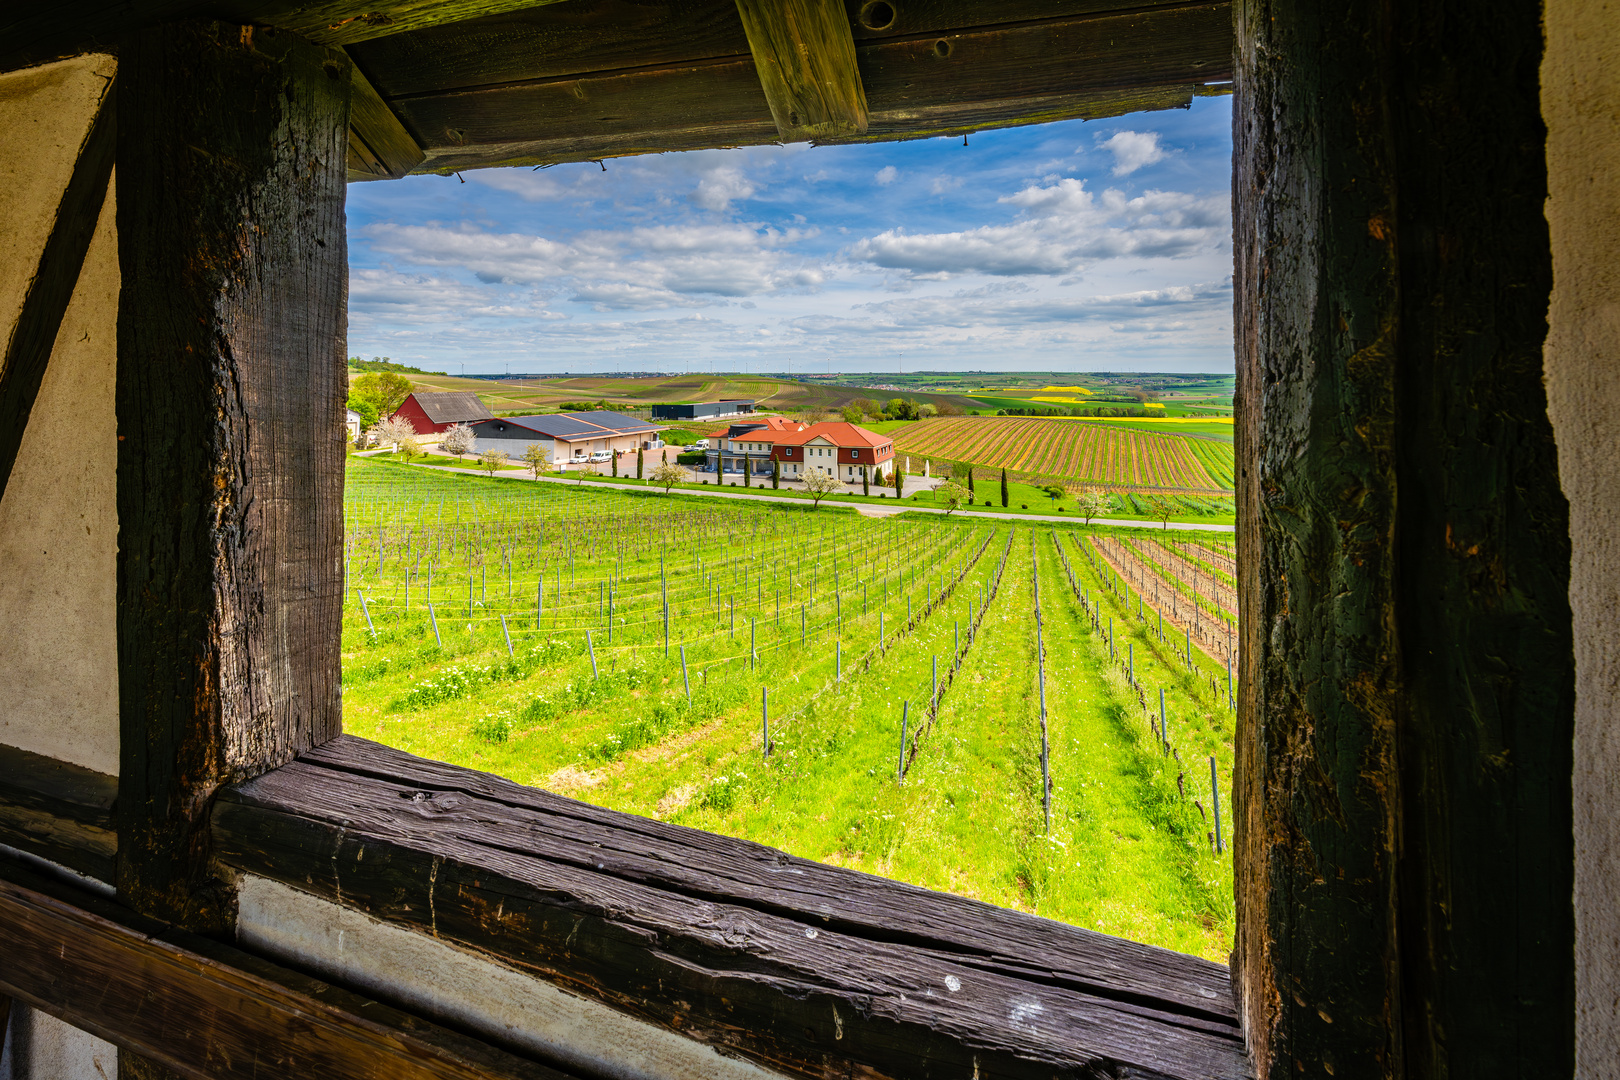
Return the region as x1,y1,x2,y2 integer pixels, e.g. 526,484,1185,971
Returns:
1021,504,1027,509
701,772,748,812
473,710,516,743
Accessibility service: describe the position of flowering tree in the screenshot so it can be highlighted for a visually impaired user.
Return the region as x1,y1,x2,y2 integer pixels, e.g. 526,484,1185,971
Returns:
440,422,476,462
650,461,687,493
801,469,841,509
373,414,416,453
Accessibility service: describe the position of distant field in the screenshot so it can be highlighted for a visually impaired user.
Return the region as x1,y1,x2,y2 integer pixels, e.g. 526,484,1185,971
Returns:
392,373,983,416
889,416,1235,494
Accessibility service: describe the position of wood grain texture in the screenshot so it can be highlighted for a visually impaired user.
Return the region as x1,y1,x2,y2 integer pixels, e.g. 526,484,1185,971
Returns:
213,736,1246,1080
1231,0,1573,1075
115,22,349,931
385,0,1230,172
0,0,570,67
0,856,581,1080
734,0,868,140
0,743,117,882
346,55,425,179
0,79,114,502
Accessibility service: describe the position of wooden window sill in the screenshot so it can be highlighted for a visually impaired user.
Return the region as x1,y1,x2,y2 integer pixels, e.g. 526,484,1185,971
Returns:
212,735,1247,1080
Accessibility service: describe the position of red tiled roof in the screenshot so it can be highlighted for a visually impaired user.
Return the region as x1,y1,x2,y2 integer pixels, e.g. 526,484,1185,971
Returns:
707,415,807,438
773,422,890,448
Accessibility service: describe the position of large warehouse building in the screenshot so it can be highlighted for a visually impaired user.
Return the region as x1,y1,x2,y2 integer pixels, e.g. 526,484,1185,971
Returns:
650,400,754,421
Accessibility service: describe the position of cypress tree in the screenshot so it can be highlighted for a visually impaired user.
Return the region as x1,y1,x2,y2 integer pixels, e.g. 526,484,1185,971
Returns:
862,467,870,496
772,457,780,489
612,452,618,478
894,462,903,498
1000,468,1009,507
968,469,975,497
637,447,644,479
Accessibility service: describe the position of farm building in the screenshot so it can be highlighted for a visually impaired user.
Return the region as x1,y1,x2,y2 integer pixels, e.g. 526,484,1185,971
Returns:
773,422,894,484
391,390,493,434
468,410,661,466
650,399,755,420
0,0,1613,1078
705,415,808,476
344,407,363,444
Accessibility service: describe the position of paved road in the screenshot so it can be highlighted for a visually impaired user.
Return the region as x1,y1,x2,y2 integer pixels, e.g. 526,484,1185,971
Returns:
389,460,1236,534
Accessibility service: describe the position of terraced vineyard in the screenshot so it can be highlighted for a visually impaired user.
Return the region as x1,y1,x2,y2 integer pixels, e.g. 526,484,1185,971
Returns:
889,416,1234,494
340,456,1236,959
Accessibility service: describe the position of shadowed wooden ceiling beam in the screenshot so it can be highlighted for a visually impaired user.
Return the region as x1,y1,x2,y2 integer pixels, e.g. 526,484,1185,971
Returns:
733,0,868,140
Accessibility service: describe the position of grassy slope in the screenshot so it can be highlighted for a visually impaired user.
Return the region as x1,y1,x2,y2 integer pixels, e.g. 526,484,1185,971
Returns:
339,460,1234,959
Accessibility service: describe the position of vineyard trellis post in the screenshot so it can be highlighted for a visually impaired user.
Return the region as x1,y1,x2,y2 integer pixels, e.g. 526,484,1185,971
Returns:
1210,755,1223,855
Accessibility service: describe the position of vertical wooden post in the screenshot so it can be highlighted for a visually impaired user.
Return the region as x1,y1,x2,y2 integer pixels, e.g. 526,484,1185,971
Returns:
1233,0,1573,1073
116,22,350,932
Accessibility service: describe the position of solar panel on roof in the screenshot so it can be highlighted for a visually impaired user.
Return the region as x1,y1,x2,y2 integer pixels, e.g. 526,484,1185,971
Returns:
568,410,656,432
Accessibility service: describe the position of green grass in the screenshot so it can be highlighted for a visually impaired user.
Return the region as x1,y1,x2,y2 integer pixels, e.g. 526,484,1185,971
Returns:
541,469,1234,524
339,457,1235,961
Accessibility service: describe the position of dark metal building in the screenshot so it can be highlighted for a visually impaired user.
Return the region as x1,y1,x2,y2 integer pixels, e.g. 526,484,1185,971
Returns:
650,400,755,420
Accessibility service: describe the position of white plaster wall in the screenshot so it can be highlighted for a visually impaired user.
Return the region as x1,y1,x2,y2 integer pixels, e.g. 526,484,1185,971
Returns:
236,875,784,1080
0,1004,117,1080
0,174,119,775
1541,0,1620,1069
0,55,113,379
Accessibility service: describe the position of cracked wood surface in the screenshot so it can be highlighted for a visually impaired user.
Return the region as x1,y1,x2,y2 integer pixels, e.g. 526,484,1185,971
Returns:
214,735,1247,1080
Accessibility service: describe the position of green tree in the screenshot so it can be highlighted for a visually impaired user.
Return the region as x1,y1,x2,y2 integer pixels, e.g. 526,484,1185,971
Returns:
1000,468,1009,508
522,443,548,479
476,448,505,475
1044,484,1067,506
935,480,968,515
894,462,903,498
347,396,379,433
862,467,869,496
1148,496,1176,528
611,452,618,478
841,404,863,423
350,371,413,416
772,457,781,489
967,468,975,498
636,448,644,480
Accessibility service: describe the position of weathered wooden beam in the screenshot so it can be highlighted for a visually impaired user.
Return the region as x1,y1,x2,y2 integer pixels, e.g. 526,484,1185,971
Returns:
1232,0,1573,1074
733,0,867,140
0,857,580,1080
0,743,117,883
213,736,1247,1080
382,0,1230,173
0,1,574,69
115,22,349,933
0,78,113,502
347,56,425,180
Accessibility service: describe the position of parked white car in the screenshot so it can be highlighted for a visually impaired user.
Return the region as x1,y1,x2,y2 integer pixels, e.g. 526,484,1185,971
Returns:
587,451,612,463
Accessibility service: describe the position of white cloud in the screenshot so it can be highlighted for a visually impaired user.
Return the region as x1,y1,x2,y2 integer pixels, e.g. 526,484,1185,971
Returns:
690,165,757,211
929,175,964,195
362,220,825,311
468,170,566,202
874,165,899,185
1098,130,1166,176
845,178,1226,278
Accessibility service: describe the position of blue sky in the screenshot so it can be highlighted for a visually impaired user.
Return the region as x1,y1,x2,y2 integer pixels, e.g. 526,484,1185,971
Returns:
346,95,1233,375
